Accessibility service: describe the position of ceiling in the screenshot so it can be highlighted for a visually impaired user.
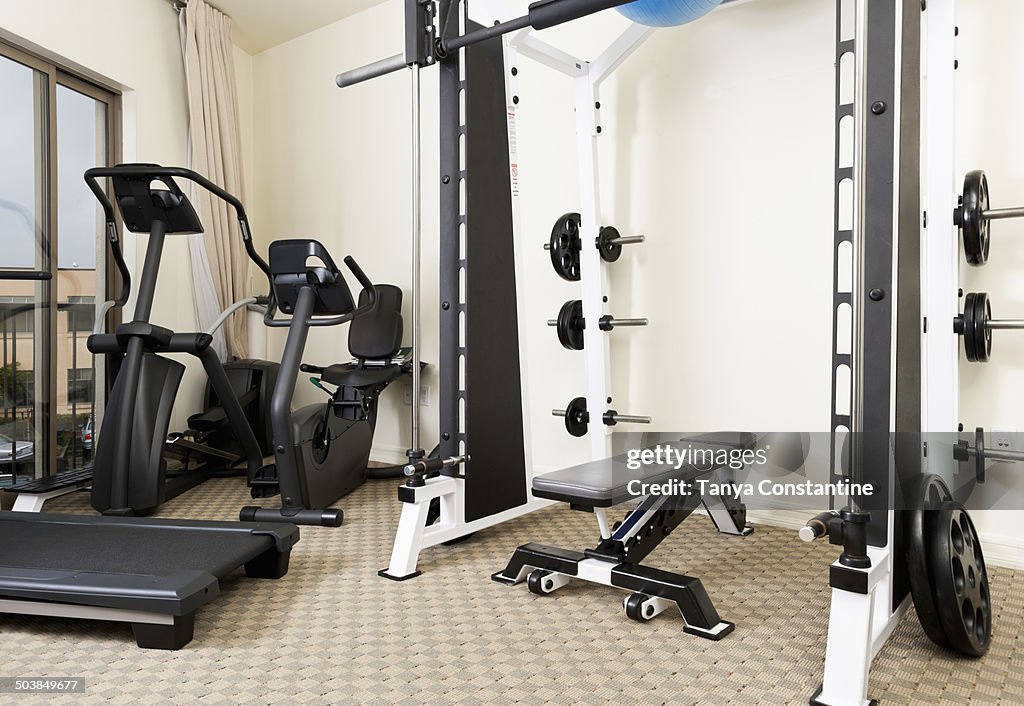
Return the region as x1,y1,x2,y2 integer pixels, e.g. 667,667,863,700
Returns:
208,0,389,54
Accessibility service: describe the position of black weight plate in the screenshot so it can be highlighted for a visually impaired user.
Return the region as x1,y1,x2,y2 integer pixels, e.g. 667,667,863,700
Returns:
975,292,992,362
549,213,582,282
925,501,991,657
961,292,990,363
905,473,954,650
555,300,585,351
961,292,977,362
961,170,990,266
564,396,589,437
975,427,986,484
597,226,622,263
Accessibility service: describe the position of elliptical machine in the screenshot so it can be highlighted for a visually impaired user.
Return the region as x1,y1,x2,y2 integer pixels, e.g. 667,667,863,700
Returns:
239,244,407,527
84,164,270,516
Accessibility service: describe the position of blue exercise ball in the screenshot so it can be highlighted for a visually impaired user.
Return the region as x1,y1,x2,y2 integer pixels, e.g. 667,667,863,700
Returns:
616,0,724,27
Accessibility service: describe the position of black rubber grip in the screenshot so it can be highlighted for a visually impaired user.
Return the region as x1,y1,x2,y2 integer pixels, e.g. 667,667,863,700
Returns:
528,0,636,30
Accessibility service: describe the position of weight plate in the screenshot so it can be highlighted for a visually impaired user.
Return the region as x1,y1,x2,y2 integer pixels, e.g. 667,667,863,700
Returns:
555,299,585,351
961,292,992,363
549,213,582,281
905,473,954,650
976,292,992,362
975,427,986,484
960,170,990,266
925,501,991,657
597,225,622,263
564,396,589,437
962,292,978,362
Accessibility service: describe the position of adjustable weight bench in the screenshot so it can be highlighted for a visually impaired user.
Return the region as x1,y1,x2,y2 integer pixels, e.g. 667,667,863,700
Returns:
493,433,756,639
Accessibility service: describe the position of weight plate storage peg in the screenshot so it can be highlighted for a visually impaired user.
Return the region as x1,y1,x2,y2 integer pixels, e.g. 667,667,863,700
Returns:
925,501,992,657
548,212,582,281
548,300,649,351
552,398,651,436
905,474,954,650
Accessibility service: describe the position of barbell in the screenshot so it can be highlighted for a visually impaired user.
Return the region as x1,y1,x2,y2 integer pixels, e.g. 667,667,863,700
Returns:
548,299,648,351
955,170,1024,266
954,291,1024,362
553,396,651,437
546,213,645,281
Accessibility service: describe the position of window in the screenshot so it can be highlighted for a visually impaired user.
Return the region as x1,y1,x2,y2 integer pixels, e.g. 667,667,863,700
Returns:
66,367,93,404
0,366,34,408
0,298,34,335
65,295,95,333
0,39,119,477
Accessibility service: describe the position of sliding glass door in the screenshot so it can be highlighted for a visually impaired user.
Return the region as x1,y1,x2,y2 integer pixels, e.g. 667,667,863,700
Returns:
0,42,119,480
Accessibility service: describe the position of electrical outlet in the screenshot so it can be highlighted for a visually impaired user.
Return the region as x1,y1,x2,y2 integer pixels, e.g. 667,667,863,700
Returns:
992,428,1016,459
403,384,430,406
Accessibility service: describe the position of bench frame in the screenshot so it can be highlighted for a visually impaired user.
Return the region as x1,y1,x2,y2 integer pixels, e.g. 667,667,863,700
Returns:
493,478,749,636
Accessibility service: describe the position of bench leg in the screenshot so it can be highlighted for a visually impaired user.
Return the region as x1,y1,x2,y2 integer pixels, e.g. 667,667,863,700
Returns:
493,543,733,639
611,563,734,639
701,493,753,536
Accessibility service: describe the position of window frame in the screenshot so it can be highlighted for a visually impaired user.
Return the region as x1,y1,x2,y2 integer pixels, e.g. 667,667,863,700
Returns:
0,39,122,476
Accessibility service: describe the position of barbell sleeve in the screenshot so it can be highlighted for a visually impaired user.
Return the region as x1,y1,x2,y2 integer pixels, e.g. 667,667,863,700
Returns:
606,234,645,245
404,454,470,476
606,413,651,424
982,207,1024,221
336,53,407,88
985,319,1024,330
799,511,840,543
602,317,648,328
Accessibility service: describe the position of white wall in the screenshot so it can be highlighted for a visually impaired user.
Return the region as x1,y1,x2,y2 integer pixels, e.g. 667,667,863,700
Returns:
249,0,835,471
954,0,1024,565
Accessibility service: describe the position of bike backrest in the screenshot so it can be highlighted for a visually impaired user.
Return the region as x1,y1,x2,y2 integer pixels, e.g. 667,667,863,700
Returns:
349,285,403,361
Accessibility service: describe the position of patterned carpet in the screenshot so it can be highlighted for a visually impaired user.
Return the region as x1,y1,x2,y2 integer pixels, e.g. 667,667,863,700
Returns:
0,477,1020,705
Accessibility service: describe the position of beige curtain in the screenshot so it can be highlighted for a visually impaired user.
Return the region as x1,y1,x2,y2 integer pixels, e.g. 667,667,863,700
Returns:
180,0,248,358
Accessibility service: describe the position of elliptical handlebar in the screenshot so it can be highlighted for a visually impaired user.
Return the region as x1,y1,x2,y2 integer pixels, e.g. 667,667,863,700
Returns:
84,165,273,311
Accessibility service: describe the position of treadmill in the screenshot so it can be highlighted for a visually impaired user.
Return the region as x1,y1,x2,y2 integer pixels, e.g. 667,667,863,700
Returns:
0,165,301,649
0,513,297,649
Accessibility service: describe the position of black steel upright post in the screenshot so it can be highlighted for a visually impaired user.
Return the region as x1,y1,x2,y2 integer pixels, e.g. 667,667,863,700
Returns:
829,0,922,592
437,0,461,464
